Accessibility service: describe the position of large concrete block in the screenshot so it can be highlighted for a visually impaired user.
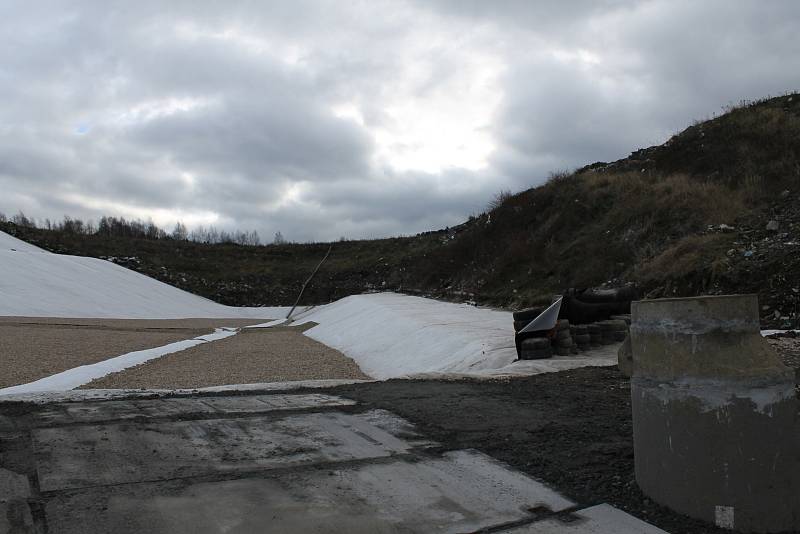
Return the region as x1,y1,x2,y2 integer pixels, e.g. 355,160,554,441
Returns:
630,295,800,532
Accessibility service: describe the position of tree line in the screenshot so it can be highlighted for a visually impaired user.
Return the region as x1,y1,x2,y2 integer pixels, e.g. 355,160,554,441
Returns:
0,211,267,246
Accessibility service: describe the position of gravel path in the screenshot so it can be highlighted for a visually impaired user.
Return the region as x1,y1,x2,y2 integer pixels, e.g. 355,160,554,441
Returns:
0,317,267,389
0,317,265,330
0,325,202,389
82,325,370,389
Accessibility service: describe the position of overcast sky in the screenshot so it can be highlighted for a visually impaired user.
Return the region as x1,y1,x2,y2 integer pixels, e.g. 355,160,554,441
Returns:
1,1,798,242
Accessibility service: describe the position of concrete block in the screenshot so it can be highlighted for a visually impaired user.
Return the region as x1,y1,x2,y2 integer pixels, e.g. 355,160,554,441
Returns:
630,294,800,532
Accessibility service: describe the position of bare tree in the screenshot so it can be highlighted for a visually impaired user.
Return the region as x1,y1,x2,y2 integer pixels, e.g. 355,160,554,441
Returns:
172,221,188,240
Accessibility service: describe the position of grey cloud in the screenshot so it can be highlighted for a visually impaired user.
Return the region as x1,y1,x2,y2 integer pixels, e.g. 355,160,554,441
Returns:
0,1,798,241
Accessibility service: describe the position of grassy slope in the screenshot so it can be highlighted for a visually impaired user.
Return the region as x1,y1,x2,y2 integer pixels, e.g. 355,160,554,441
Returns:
4,94,799,324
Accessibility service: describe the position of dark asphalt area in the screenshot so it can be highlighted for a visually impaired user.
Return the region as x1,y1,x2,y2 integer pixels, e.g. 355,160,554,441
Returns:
322,363,797,534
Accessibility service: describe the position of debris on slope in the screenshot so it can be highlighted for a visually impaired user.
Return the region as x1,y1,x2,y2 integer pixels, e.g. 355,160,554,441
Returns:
717,189,800,329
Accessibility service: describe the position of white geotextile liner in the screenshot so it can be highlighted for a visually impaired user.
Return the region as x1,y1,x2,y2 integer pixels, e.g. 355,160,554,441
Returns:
0,231,283,319
0,230,617,381
294,293,615,379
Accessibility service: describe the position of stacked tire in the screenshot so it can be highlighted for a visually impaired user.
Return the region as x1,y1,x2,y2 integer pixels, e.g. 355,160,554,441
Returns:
571,324,591,351
587,323,602,347
512,306,545,333
610,314,632,325
514,306,552,360
554,319,572,356
520,337,552,360
514,302,631,361
599,319,628,344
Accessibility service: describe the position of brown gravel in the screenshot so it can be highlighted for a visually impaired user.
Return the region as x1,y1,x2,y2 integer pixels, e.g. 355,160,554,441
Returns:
0,317,268,388
81,325,370,389
0,317,265,330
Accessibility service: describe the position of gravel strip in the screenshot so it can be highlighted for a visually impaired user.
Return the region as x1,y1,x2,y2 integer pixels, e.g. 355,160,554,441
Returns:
0,325,206,388
81,326,370,389
0,317,269,389
0,317,265,330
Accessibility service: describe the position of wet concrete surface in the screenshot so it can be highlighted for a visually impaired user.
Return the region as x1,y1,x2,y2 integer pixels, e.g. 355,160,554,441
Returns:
0,389,665,533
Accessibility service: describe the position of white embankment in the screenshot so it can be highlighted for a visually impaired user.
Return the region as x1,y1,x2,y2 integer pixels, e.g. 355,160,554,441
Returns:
290,293,618,379
0,230,619,382
0,231,283,319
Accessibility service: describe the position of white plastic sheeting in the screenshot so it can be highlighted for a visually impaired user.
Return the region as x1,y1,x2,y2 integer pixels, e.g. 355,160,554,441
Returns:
292,293,617,379
0,231,617,381
0,231,283,319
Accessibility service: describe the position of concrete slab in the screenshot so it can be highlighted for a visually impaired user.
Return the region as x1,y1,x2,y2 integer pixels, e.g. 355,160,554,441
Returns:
32,393,355,426
0,414,15,432
197,393,355,414
45,450,574,534
0,379,371,404
508,504,668,533
1,391,667,533
33,410,412,491
0,466,31,498
0,467,33,533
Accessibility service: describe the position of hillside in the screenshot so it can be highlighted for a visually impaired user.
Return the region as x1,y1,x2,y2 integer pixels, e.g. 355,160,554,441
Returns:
3,94,799,327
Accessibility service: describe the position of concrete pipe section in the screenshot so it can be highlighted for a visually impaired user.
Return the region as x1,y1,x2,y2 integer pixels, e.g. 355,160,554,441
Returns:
630,294,800,532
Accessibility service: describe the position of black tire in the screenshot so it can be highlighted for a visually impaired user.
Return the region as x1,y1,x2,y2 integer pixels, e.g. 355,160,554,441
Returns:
574,334,591,344
521,352,552,360
557,337,573,348
555,347,571,356
570,345,579,354
513,319,532,332
513,306,546,322
613,331,627,342
571,325,589,335
587,324,601,335
521,345,552,359
600,320,628,332
556,329,571,340
555,319,570,331
576,286,638,304
522,338,551,350
562,297,632,325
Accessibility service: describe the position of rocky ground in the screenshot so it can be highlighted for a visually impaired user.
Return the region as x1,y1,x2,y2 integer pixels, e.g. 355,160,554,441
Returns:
720,189,800,329
767,331,800,373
